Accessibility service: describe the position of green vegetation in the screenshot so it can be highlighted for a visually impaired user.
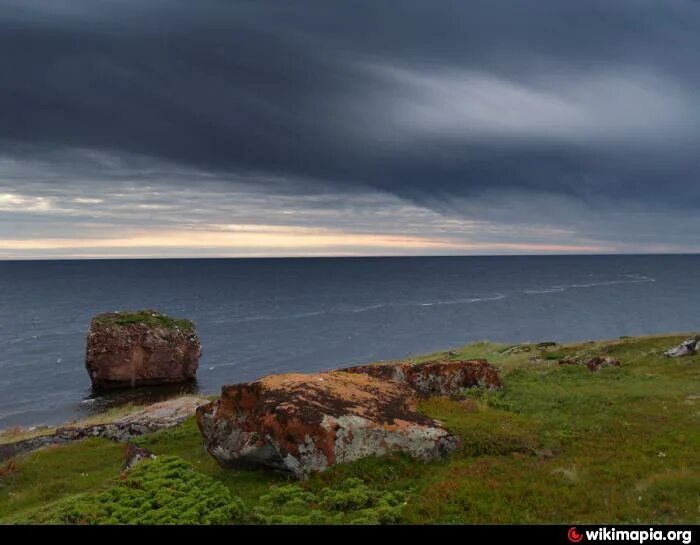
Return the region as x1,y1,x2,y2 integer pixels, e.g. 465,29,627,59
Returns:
37,456,242,524
1,333,698,524
252,477,408,524
93,310,195,333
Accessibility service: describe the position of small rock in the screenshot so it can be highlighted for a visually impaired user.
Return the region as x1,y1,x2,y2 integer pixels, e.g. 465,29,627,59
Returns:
663,336,700,358
559,356,621,371
122,443,155,470
459,399,479,413
502,344,532,354
558,356,580,366
0,460,18,477
536,342,557,348
586,356,621,372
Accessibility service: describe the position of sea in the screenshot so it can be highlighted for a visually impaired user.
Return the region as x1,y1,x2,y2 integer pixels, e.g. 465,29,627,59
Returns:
1,254,698,429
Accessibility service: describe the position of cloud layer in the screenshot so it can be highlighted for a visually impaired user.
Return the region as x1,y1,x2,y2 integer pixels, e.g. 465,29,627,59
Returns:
1,1,699,257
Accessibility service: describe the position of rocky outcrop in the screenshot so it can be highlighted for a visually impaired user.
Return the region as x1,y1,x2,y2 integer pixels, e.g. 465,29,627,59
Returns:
342,359,502,396
196,371,459,479
559,356,621,371
664,336,700,357
0,396,209,461
86,310,201,389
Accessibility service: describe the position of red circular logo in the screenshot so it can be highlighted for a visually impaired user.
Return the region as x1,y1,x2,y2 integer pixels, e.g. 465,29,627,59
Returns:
568,527,584,543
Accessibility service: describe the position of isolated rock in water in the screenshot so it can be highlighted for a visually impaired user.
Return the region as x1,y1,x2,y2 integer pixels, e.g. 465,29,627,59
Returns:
86,310,201,389
664,336,700,358
586,356,621,372
196,371,458,479
342,359,502,396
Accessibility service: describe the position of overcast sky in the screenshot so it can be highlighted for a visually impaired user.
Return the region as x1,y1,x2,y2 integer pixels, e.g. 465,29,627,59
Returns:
1,0,699,259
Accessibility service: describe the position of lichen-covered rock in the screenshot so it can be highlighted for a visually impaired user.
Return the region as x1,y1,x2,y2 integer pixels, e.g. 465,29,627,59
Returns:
664,336,700,358
585,356,621,372
342,359,502,396
558,356,621,371
196,371,458,479
85,310,201,389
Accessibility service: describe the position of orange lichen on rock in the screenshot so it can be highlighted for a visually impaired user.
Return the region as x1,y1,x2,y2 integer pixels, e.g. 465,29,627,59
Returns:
197,370,460,478
342,359,502,396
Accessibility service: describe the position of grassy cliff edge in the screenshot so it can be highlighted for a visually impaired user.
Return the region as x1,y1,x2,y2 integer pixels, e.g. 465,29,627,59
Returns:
0,333,698,524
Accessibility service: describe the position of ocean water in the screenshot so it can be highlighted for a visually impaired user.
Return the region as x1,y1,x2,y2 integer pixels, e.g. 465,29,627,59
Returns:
0,255,698,429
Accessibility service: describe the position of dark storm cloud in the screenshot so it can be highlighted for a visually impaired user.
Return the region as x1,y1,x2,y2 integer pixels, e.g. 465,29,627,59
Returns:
1,0,700,218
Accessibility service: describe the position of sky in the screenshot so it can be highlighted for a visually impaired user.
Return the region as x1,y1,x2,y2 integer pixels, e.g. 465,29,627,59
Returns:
1,0,699,259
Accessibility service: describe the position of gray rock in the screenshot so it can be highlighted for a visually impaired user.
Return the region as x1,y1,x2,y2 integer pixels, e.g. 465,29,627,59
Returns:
664,336,700,358
0,396,209,461
122,443,156,470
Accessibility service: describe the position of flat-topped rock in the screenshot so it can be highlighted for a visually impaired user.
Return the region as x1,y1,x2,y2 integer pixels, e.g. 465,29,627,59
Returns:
342,358,502,396
85,310,201,389
196,371,459,479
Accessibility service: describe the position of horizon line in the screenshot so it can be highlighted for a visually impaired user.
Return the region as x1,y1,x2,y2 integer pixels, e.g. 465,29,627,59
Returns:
1,251,699,263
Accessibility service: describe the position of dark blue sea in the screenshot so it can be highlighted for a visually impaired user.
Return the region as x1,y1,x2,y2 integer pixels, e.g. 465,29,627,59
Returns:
1,255,698,429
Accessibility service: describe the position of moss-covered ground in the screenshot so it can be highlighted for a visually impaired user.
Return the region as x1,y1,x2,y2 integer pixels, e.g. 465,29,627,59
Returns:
92,310,195,333
0,333,698,524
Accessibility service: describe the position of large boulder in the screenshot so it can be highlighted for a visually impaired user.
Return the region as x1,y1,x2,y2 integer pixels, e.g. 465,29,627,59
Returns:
342,359,502,396
86,310,201,389
196,371,459,479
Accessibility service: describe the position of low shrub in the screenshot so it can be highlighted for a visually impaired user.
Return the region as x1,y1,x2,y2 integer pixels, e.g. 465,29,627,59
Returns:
47,456,243,524
252,477,408,524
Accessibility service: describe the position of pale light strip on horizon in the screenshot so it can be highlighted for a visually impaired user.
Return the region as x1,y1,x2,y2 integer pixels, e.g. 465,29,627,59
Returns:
0,226,611,258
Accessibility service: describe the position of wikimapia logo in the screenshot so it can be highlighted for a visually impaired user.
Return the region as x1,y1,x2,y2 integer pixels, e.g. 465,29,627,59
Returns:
567,527,693,544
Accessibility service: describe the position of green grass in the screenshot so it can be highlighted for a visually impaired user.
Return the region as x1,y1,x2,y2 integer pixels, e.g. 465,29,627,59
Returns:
0,438,124,522
93,310,195,333
1,333,698,524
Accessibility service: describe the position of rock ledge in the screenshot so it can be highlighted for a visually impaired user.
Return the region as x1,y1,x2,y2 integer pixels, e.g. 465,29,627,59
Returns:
0,396,209,461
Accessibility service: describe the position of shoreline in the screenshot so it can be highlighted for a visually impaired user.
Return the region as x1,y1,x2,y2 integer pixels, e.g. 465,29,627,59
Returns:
1,331,698,524
1,330,695,436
